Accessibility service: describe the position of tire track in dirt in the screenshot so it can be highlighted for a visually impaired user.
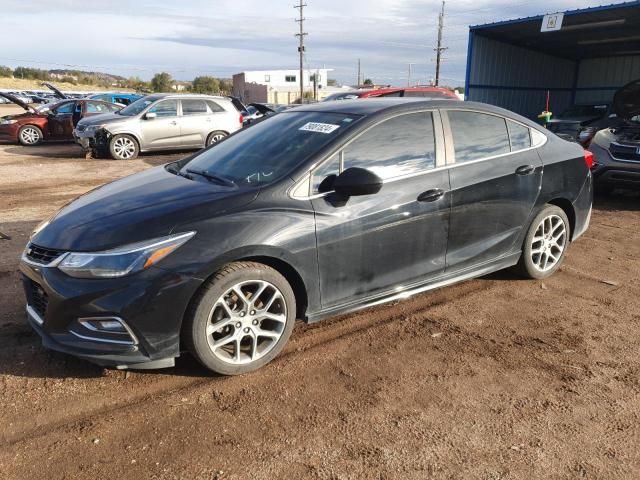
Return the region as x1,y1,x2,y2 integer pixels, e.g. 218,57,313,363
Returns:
0,279,494,447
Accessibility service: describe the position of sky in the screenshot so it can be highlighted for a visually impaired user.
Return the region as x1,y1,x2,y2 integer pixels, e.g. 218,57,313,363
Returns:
0,0,632,87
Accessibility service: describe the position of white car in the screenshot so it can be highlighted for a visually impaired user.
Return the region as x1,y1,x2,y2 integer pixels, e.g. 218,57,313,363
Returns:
74,94,244,160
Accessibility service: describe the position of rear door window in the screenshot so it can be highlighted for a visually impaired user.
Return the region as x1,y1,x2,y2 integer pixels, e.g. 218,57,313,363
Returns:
448,111,510,163
342,112,436,180
55,102,74,114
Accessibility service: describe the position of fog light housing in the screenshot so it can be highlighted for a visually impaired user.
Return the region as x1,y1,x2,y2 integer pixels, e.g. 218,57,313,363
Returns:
82,319,127,332
71,316,139,345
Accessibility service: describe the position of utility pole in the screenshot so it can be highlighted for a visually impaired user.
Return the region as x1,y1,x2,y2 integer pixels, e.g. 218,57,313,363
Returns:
407,63,416,86
434,0,447,86
357,58,361,87
294,1,308,104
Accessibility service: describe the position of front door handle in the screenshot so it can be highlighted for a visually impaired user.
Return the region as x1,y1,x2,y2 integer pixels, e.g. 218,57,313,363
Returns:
417,188,445,202
516,165,535,175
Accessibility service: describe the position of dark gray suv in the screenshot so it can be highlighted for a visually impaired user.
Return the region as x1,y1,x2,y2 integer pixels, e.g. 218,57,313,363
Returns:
589,79,640,192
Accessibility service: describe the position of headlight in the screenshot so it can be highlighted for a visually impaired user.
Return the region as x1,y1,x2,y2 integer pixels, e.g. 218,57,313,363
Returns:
58,232,195,279
0,119,17,125
85,124,104,132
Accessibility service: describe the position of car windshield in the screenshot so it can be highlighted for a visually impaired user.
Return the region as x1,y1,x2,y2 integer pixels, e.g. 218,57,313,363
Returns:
181,111,362,187
118,97,157,116
560,104,608,118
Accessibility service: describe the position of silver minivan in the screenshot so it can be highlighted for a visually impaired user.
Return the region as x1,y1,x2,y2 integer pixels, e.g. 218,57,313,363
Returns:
74,94,243,160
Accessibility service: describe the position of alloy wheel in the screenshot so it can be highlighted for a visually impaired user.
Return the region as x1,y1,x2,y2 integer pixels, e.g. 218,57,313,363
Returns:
208,133,226,145
530,214,567,272
205,280,287,365
20,127,41,145
112,137,136,159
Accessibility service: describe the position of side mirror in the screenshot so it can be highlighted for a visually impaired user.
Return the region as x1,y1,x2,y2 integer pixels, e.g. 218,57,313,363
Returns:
333,167,383,197
145,112,157,120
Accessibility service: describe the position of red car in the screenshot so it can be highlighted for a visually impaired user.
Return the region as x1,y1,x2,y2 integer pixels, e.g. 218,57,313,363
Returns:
0,93,121,145
323,86,460,102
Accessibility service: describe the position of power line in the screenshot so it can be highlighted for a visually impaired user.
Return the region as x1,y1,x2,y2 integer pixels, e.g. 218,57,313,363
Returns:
294,0,308,103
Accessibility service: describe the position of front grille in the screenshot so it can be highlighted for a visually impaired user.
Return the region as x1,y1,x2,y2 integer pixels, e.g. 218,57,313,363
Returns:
25,279,48,319
609,142,640,162
25,243,64,265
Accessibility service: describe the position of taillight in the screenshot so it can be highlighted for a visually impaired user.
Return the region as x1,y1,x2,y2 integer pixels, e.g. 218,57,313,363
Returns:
584,149,594,169
239,114,244,125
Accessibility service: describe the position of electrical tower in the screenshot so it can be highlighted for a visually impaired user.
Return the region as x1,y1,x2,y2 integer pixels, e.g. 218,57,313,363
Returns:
434,0,447,86
294,1,308,104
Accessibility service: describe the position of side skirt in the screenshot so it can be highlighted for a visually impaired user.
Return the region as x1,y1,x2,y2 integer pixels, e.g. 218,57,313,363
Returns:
305,252,521,324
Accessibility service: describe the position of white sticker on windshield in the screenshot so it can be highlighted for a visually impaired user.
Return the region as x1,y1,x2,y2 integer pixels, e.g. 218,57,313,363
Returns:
299,122,340,134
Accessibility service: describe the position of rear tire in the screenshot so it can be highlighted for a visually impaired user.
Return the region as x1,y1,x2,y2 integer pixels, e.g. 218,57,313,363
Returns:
515,205,570,279
109,134,139,160
18,125,43,146
184,262,296,375
206,130,227,146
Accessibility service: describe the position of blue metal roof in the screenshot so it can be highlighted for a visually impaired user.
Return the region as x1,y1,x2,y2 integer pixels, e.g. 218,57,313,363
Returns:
470,1,640,30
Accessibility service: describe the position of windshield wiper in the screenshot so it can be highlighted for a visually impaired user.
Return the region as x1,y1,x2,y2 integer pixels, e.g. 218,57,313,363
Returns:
185,168,236,187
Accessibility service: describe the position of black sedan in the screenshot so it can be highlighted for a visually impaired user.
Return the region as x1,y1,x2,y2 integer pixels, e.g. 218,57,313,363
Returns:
20,99,593,375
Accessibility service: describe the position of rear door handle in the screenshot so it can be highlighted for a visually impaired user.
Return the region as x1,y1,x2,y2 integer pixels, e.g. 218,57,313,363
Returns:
516,165,535,175
417,188,445,202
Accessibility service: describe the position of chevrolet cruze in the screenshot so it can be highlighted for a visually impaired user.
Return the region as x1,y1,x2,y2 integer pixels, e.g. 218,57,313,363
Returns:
20,99,592,375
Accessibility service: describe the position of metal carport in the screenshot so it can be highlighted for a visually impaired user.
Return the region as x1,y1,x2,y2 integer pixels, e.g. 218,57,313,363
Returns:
465,1,640,119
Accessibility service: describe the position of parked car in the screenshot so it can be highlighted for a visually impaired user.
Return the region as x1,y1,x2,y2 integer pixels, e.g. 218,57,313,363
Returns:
20,98,592,374
88,92,144,106
322,86,460,101
74,94,244,160
242,103,290,126
546,102,616,147
588,79,640,192
0,93,121,145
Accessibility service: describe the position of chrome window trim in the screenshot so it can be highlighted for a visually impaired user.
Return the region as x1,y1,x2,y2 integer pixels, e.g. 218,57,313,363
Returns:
440,108,548,166
290,109,443,200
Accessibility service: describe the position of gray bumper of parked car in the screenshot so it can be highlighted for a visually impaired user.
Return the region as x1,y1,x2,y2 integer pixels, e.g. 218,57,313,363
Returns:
589,142,640,188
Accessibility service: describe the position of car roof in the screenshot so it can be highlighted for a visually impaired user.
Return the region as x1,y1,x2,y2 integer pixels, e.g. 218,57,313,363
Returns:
143,93,229,101
289,98,543,129
287,98,466,115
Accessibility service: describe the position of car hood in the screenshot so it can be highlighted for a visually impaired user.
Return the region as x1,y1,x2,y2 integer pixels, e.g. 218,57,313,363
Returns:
32,166,259,251
0,92,36,113
77,112,128,127
613,79,640,120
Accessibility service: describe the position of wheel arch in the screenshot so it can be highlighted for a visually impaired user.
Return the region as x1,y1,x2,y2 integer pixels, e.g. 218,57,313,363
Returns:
547,198,576,239
237,255,309,320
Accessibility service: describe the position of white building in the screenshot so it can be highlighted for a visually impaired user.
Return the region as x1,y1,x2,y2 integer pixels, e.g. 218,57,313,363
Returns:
233,68,333,104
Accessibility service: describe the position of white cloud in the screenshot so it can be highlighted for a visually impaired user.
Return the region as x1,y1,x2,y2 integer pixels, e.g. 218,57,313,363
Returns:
0,0,631,85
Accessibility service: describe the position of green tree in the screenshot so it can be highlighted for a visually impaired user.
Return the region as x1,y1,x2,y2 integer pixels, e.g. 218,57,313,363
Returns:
363,78,373,86
151,72,173,92
126,76,151,92
13,66,51,81
61,76,77,85
0,66,12,77
218,79,233,95
191,76,220,94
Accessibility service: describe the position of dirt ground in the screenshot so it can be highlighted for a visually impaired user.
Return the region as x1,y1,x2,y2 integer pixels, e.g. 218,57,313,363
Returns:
0,131,639,479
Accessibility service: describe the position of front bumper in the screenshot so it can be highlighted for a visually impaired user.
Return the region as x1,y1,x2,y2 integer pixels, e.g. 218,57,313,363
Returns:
0,124,19,142
20,254,203,369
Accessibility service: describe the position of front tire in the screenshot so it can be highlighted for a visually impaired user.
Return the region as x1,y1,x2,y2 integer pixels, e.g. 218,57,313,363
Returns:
18,125,43,146
515,205,570,279
109,134,139,160
184,262,296,375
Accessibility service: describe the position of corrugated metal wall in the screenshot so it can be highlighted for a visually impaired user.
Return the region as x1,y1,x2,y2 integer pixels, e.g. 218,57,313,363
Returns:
467,34,640,119
575,56,640,103
467,35,576,119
